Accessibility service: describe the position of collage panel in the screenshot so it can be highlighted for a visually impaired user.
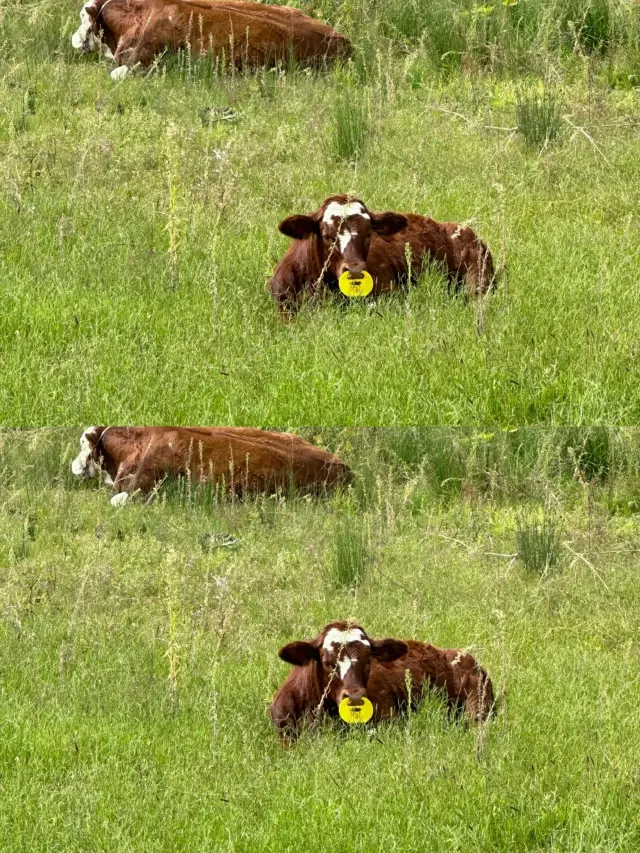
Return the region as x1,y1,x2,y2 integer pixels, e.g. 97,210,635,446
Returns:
2,0,640,424
1,427,640,850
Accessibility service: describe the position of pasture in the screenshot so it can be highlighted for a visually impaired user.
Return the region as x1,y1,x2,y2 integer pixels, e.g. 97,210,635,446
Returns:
1,427,640,850
2,0,640,424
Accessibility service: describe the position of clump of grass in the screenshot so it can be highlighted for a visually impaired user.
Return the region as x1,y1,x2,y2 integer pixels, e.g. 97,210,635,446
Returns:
328,523,370,588
329,88,370,162
516,513,562,573
515,88,562,148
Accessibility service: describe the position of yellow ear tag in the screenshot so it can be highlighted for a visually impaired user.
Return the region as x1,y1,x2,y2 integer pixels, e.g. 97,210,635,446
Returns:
339,697,374,724
339,270,374,298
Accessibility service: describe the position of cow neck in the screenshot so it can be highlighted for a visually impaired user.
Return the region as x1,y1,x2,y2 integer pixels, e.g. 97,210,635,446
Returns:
95,426,112,452
95,427,118,480
94,0,119,21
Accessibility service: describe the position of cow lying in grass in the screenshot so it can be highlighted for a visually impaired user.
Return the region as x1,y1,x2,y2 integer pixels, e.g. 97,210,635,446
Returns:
270,621,494,741
71,0,351,80
71,426,352,505
269,195,495,317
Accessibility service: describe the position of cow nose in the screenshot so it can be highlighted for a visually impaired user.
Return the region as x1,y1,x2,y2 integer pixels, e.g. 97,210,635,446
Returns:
339,687,367,704
338,260,366,278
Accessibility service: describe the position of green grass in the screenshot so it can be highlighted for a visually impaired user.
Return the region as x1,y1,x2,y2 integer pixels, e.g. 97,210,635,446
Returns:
515,511,562,573
1,0,640,424
1,428,640,850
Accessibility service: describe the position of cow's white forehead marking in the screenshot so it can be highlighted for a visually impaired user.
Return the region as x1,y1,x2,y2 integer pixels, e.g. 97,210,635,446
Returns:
323,628,369,650
111,492,129,507
323,202,370,224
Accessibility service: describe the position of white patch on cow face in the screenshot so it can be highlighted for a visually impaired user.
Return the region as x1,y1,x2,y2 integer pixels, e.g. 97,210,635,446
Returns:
111,65,130,81
71,427,100,479
323,202,370,224
338,657,355,679
338,229,355,253
323,628,370,650
324,203,370,255
72,5,101,52
110,492,129,507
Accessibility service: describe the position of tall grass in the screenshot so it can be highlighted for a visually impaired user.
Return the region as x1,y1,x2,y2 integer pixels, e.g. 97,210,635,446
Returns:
329,88,371,162
515,87,563,148
328,522,370,587
516,513,562,573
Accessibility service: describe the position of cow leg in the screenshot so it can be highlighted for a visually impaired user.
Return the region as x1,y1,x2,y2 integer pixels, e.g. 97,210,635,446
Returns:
110,456,157,505
112,33,158,79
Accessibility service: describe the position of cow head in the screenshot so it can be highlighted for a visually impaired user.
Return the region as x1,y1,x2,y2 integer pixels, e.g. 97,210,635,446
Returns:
71,426,109,480
71,1,116,59
278,195,408,281
71,3,103,52
278,621,407,706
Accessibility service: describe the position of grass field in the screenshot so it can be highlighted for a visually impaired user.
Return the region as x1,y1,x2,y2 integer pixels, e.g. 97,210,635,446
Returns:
1,428,640,850
2,0,640,424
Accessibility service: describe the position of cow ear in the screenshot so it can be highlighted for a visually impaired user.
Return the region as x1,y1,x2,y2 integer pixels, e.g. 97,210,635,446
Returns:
278,215,320,240
85,4,99,18
370,212,408,236
279,641,320,666
85,426,105,448
370,638,407,662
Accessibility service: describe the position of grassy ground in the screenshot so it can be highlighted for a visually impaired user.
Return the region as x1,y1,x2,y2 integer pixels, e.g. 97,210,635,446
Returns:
1,428,640,850
2,1,640,424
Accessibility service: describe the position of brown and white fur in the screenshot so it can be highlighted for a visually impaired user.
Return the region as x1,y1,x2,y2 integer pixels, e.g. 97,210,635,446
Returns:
71,426,352,506
71,0,351,80
269,194,495,317
270,621,495,741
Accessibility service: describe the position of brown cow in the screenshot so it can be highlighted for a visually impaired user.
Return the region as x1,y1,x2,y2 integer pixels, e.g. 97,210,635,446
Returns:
71,426,352,505
71,0,351,80
269,194,495,317
270,621,494,741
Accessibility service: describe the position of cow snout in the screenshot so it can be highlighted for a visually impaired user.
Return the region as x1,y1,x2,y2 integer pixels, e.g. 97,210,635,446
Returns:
71,457,87,476
337,260,367,278
338,687,367,704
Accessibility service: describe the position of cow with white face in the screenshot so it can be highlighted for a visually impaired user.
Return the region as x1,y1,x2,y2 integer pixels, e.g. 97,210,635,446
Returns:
269,193,496,316
71,0,351,82
71,426,352,507
71,427,114,483
270,620,495,741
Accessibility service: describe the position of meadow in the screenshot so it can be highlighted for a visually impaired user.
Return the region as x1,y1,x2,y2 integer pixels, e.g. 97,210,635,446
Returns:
2,0,640,425
1,427,640,850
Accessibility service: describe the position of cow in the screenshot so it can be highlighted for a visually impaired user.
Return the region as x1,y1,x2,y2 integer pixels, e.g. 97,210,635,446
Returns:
270,621,494,741
268,194,495,317
71,0,351,81
71,426,352,506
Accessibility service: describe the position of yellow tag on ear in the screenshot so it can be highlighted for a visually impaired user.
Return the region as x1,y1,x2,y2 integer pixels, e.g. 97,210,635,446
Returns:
338,270,374,298
339,697,374,724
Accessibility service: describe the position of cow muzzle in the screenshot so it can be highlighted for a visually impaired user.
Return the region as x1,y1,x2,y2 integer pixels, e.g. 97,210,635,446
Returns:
337,260,367,278
71,453,98,478
338,687,367,704
72,8,100,52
